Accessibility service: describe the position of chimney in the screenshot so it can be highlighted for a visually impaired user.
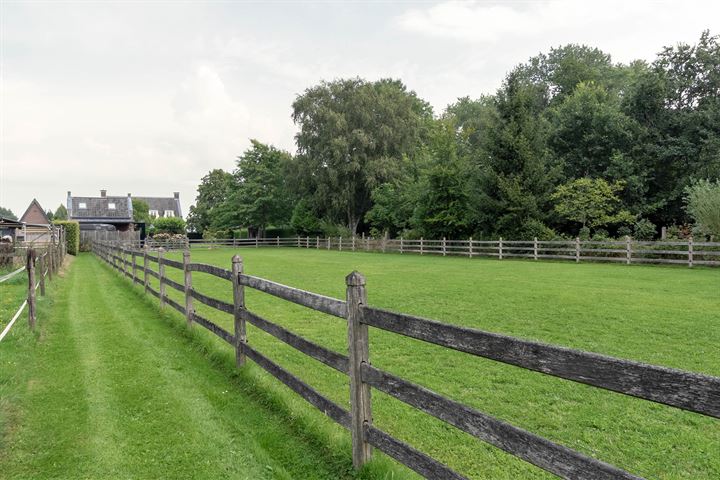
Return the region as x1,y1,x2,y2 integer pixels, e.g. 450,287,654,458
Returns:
100,189,107,197
173,192,180,199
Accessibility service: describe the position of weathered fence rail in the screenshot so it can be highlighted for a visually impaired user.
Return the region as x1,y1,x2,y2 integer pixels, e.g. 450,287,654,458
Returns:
93,240,720,479
0,240,66,342
121,236,720,268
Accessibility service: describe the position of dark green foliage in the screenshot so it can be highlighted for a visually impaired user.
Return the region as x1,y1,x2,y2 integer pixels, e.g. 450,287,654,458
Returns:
53,204,68,221
53,220,79,255
152,217,186,235
132,199,150,223
0,206,17,220
189,31,719,240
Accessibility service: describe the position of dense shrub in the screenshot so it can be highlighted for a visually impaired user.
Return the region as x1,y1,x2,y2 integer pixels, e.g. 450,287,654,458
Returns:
54,220,80,255
633,218,657,240
152,217,186,235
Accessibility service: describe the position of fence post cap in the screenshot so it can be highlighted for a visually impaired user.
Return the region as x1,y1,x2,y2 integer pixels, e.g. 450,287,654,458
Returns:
183,250,191,259
232,254,242,264
345,271,366,286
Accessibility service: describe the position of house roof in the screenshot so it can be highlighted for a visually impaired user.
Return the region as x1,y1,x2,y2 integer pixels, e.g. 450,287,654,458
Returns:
70,195,132,221
135,195,182,218
20,199,51,225
0,216,24,228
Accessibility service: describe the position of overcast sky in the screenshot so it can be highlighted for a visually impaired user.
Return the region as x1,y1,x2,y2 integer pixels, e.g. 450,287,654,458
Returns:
2,0,719,218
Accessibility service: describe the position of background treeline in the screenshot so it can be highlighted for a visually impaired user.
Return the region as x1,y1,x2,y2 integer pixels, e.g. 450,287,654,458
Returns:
187,31,720,241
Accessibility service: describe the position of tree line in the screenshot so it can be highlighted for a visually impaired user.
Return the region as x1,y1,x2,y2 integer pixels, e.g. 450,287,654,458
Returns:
184,31,719,240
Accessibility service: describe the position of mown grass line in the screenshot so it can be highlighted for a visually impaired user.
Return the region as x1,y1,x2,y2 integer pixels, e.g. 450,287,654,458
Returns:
0,254,387,480
152,246,720,480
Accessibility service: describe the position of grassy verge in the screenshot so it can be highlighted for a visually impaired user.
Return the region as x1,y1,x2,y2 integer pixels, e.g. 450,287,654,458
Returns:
149,246,720,479
0,254,375,479
0,269,27,332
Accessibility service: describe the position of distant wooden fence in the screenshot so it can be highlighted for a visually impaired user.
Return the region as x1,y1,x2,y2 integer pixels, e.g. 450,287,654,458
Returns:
0,241,66,342
94,240,719,479
132,236,720,268
79,229,140,251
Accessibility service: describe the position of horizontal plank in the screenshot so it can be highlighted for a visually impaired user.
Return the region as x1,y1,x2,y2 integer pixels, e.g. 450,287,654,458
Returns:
536,254,576,260
189,288,234,314
364,425,466,480
191,312,235,344
240,309,349,373
362,365,640,480
162,276,185,293
243,344,351,428
145,268,160,280
361,306,720,418
239,274,347,318
147,285,160,299
165,296,186,315
187,263,233,281
160,257,184,270
145,253,159,263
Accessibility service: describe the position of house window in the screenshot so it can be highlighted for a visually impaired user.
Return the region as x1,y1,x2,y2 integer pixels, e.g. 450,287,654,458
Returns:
108,203,116,210
149,210,159,218
164,210,174,217
79,202,87,209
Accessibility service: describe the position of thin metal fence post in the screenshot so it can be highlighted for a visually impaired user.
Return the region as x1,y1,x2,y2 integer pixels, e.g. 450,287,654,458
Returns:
232,255,246,366
346,271,372,467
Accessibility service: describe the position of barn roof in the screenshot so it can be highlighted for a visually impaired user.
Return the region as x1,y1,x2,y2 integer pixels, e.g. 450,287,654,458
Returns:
19,199,51,225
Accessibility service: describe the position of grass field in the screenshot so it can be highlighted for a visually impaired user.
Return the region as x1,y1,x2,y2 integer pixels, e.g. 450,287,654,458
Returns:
0,255,368,479
153,246,718,479
0,269,28,332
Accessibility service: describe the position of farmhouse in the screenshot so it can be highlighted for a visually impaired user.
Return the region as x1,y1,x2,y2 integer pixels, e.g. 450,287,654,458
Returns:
134,192,182,219
67,190,183,232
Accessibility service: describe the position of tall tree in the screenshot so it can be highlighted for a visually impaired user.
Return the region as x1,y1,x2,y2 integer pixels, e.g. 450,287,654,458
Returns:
53,204,68,220
551,178,634,234
231,140,293,237
0,207,17,220
187,169,235,234
292,78,432,233
132,199,150,223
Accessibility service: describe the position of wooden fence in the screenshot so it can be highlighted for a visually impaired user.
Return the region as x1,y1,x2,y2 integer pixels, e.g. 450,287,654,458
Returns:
79,229,140,251
93,240,719,479
0,241,66,342
125,236,720,268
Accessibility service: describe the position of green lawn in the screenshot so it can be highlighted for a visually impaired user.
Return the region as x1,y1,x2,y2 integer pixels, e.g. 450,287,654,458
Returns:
0,255,367,480
153,246,718,480
0,269,27,332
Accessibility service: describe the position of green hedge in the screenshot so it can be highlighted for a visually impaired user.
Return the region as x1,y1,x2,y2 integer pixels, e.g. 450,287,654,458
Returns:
53,220,80,255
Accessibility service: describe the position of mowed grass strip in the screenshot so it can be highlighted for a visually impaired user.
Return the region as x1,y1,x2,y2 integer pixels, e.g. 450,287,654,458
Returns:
0,254,362,480
154,247,719,480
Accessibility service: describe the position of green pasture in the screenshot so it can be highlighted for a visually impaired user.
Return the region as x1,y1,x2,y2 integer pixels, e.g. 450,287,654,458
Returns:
151,246,719,479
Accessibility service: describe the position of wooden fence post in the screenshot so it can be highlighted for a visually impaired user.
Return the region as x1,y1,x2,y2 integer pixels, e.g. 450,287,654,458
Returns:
158,248,166,308
346,271,372,467
183,250,193,327
625,236,632,265
132,250,137,283
306,236,310,248
420,237,424,255
442,237,446,256
499,237,504,260
469,237,473,258
400,237,404,254
47,247,53,282
327,237,331,250
534,237,538,260
38,254,46,296
143,245,149,294
339,236,343,252
316,236,319,249
575,237,580,263
255,236,259,248
688,236,694,268
277,236,280,247
352,235,356,251
27,249,36,330
232,255,246,366
365,236,369,252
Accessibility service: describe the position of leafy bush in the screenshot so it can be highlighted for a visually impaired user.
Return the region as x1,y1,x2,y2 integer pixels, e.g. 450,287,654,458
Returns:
53,220,80,255
633,218,657,240
152,217,186,235
617,225,632,238
684,179,720,238
291,199,322,235
519,219,557,241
